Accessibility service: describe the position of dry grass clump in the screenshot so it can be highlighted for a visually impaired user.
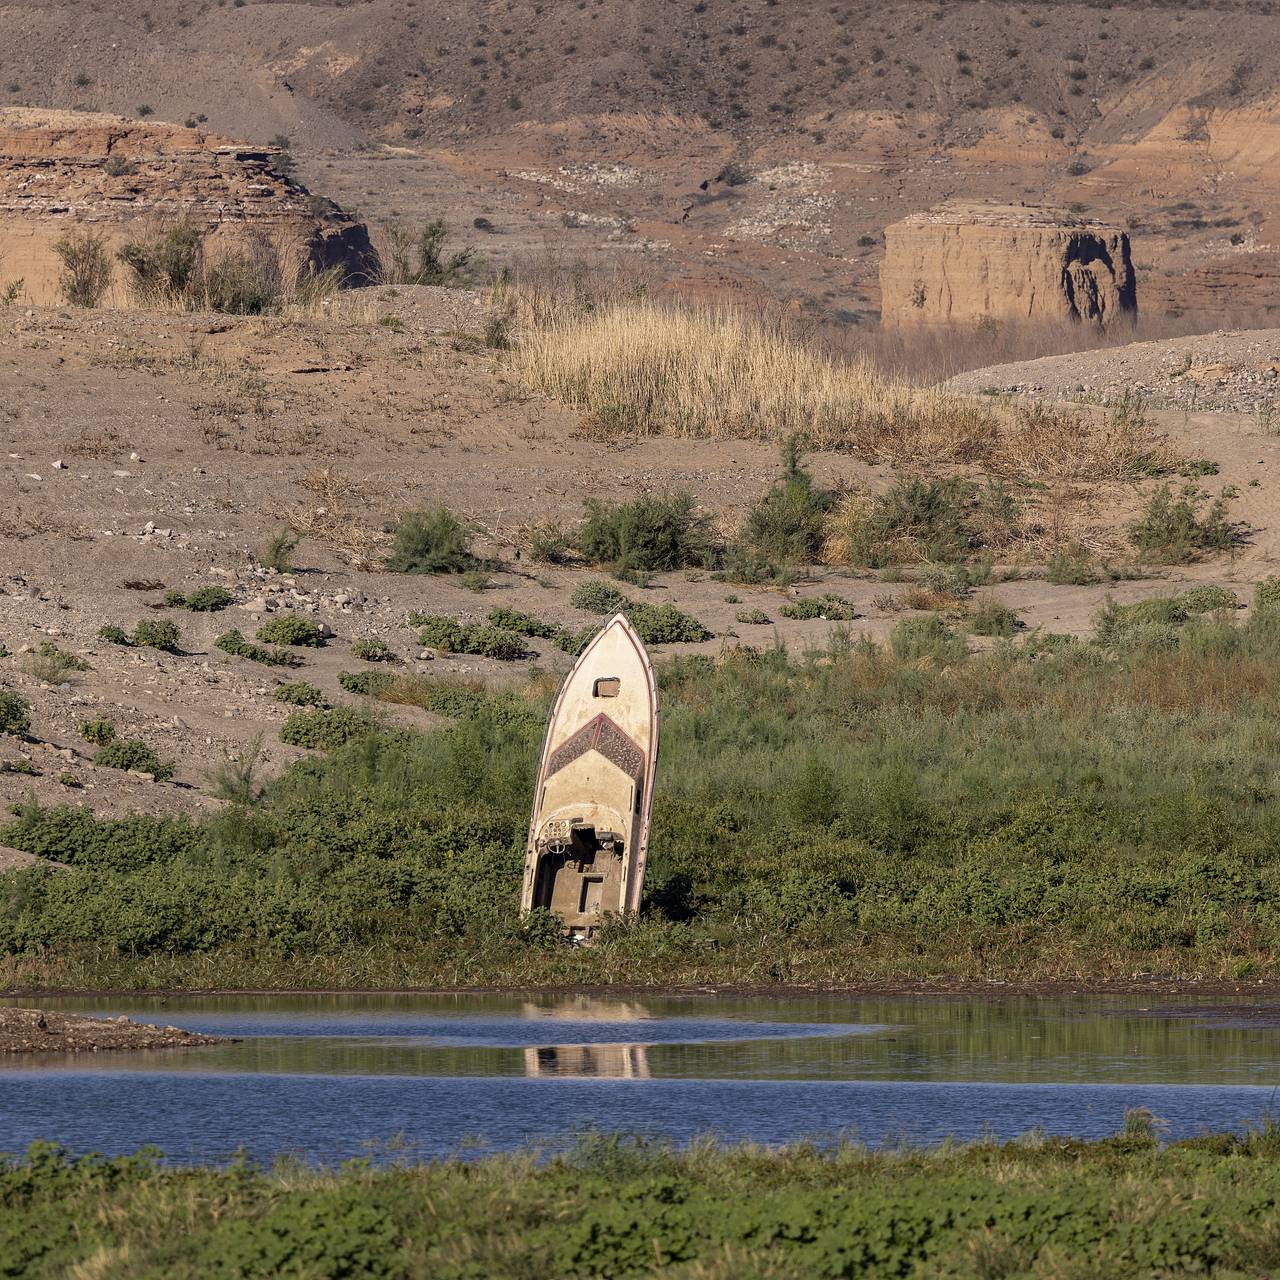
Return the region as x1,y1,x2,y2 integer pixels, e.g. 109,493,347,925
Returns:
515,299,997,464
286,468,385,568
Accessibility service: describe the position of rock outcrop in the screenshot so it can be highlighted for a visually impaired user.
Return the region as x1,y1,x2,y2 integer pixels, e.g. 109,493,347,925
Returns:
0,108,379,306
881,204,1137,329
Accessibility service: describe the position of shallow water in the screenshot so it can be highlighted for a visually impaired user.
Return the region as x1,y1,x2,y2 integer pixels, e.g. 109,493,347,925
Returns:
3,992,1278,1164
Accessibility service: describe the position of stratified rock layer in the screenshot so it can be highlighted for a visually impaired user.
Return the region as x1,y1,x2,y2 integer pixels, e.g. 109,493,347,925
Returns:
0,108,378,305
881,204,1137,329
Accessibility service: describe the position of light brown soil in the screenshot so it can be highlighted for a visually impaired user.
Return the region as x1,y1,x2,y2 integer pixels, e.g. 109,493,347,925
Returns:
1,292,1277,821
0,1006,225,1052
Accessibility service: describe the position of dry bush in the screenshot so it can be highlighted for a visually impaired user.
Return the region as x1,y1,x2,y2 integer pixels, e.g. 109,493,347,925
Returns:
514,298,998,465
286,468,386,567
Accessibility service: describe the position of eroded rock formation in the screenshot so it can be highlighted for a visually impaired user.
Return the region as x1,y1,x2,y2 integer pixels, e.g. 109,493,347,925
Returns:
0,108,379,305
881,204,1137,329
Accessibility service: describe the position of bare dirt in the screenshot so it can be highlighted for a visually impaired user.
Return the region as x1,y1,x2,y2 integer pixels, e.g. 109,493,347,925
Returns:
0,1005,226,1052
2,288,1278,825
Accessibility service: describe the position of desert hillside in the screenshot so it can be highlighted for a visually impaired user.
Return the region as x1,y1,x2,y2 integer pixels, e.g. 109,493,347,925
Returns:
2,0,1279,326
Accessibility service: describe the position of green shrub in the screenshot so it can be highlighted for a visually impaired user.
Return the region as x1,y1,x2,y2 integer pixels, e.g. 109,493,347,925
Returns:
95,738,175,781
131,619,182,652
1255,577,1280,615
1178,585,1238,613
163,589,188,608
386,506,478,574
280,706,376,750
99,625,132,646
888,615,969,664
256,617,325,648
0,691,31,737
576,490,712,574
25,642,91,683
487,607,557,638
921,562,991,598
350,637,400,663
529,523,573,564
52,228,112,307
1047,542,1095,585
339,670,395,697
554,625,596,656
274,682,325,706
215,629,302,667
413,616,526,660
626,602,712,644
735,609,771,624
1094,589,1238,650
731,437,832,574
570,579,629,615
1128,484,1237,563
184,586,234,612
415,615,466,652
780,595,858,621
968,597,1020,637
464,626,527,660
261,528,300,573
79,718,116,746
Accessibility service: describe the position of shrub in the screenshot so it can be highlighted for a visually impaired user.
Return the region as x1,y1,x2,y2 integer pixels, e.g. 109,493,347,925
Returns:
487,607,557,638
626,603,712,645
215,630,302,667
261,528,300,573
576,491,712,574
52,228,112,307
413,616,526,660
350,637,400,663
99,625,132,646
736,609,771,624
163,589,187,608
117,221,202,306
1254,577,1280,616
1178,585,1238,613
200,236,284,314
273,682,325,706
780,595,858,622
414,615,466,652
280,706,376,750
888,616,969,665
386,506,478,574
25,642,91,683
339,670,395,696
571,579,628,615
1128,484,1237,563
381,219,475,286
132,619,182,652
1047,542,1095,585
95,738,174,781
968,597,1020,637
79,718,117,746
256,617,325,648
0,691,31,737
184,586,234,612
554,625,596,656
529,523,573,564
731,438,832,573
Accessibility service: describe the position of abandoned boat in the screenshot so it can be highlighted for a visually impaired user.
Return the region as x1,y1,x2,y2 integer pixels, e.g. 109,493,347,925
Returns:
522,613,659,942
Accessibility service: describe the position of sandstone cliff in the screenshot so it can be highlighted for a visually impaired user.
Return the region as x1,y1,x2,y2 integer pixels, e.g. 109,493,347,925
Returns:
0,109,378,306
881,205,1137,330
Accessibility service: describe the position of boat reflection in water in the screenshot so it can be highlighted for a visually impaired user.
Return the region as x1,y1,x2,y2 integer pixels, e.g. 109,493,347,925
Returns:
523,1042,651,1078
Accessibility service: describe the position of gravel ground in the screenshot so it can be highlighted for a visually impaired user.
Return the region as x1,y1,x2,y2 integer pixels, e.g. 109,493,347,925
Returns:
0,1007,227,1053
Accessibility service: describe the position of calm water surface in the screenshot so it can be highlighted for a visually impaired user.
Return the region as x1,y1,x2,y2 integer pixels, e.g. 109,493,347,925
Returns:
3,992,1278,1164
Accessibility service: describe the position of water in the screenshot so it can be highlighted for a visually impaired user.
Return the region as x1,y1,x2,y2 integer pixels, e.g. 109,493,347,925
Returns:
3,992,1279,1164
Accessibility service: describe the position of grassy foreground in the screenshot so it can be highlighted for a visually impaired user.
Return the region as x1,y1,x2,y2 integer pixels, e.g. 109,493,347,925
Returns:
6,1122,1280,1278
6,601,1280,990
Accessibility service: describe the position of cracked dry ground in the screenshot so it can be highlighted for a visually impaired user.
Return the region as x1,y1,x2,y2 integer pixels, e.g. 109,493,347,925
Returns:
3,290,1279,818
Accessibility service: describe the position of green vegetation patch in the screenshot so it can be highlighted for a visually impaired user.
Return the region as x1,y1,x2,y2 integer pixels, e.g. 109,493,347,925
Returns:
0,691,31,737
99,620,181,652
215,630,303,668
256,617,325,648
780,594,858,621
386,506,481,574
93,738,174,782
339,670,396,697
273,682,325,707
576,490,712,576
412,616,526,660
163,586,234,612
279,706,377,750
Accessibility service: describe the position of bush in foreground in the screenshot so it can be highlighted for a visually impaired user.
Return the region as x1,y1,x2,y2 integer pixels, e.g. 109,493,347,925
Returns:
386,506,479,574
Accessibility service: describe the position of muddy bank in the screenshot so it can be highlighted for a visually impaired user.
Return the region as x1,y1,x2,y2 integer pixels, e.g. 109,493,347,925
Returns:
0,1007,227,1054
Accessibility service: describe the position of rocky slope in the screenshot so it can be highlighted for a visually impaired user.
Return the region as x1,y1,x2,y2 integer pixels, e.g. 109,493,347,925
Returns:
0,108,378,305
882,204,1137,329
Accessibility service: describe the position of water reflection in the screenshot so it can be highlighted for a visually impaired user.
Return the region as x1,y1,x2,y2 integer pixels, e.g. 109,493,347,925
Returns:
524,1043,651,1078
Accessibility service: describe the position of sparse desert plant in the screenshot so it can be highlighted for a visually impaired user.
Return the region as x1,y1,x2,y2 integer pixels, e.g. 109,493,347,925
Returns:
576,490,713,575
625,603,712,645
256,617,324,648
380,219,475,286
413,616,526,660
1047,542,1096,585
280,705,376,750
736,609,771,624
0,690,31,737
350,637,400,663
460,570,491,593
131,619,181,652
888,615,969,665
528,522,573,565
1254,577,1280,616
24,642,91,684
94,737,174,781
53,228,113,307
99,625,132,646
117,220,203,306
199,233,284,314
1128,484,1238,563
79,718,117,746
968,596,1021,637
339,670,396,696
215,629,302,667
260,528,300,573
780,595,858,621
183,586,234,612
570,579,629,615
729,438,832,577
487,607,557,638
386,506,478,574
273,681,325,706
209,735,264,806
